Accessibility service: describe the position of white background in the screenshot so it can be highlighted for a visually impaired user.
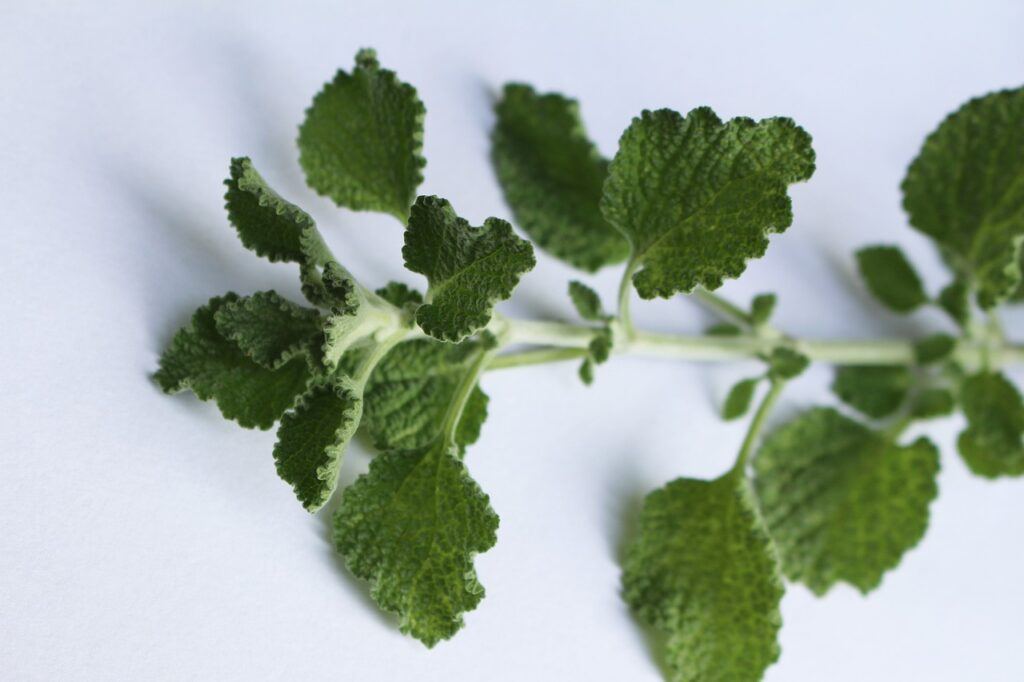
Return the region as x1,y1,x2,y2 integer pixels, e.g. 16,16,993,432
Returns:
3,1,1024,680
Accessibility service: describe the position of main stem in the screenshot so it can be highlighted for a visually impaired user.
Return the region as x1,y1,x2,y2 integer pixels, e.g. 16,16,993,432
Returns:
499,317,1024,367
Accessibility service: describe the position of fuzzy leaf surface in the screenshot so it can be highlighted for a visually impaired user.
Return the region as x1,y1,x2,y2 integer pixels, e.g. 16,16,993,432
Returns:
155,294,311,429
225,157,331,265
723,378,759,420
903,87,1024,309
334,441,498,647
273,377,362,511
403,196,535,341
855,245,928,313
491,84,629,271
214,291,322,369
958,372,1024,477
568,280,609,321
362,338,489,450
298,49,425,220
601,108,815,298
754,407,939,594
622,471,783,682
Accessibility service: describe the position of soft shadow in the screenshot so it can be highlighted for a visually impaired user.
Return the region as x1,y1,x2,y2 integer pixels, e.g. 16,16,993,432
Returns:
316,442,400,630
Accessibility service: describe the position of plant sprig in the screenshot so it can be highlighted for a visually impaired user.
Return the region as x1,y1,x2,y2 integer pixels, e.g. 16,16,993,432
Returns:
155,48,1024,681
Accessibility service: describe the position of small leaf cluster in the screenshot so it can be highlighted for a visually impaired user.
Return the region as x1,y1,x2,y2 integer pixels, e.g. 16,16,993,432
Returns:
154,48,1024,681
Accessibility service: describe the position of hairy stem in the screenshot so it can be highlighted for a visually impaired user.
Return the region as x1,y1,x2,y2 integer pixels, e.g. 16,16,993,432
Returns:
488,347,589,371
693,288,753,328
617,258,640,339
733,379,786,473
497,317,1024,366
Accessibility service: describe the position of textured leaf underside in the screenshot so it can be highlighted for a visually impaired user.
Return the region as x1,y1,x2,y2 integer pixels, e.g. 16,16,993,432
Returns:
601,108,815,298
155,294,311,429
622,471,783,682
362,338,490,450
492,84,629,271
213,291,322,369
273,376,363,511
754,407,939,594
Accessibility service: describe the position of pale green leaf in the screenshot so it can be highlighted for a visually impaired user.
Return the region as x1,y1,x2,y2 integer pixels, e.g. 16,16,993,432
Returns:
622,470,783,682
298,49,425,221
273,376,362,511
601,108,815,298
491,84,629,271
958,372,1024,477
155,294,311,429
334,440,498,647
403,196,535,341
903,87,1024,309
754,408,939,594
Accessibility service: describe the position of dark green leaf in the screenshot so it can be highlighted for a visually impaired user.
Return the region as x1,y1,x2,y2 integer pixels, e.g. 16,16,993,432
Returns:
601,108,815,298
910,388,955,419
767,347,809,380
914,333,956,365
155,294,311,429
568,280,608,321
938,279,970,328
298,49,425,221
403,196,535,342
832,365,910,419
755,408,940,594
492,84,629,271
958,372,1024,477
273,377,362,511
750,293,777,327
723,377,760,420
855,245,928,313
902,87,1024,309
334,440,498,647
622,471,783,682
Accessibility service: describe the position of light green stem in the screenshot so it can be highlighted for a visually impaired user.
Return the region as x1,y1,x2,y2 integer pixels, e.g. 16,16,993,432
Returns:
693,288,753,328
488,347,589,371
617,258,640,339
498,317,1024,367
733,379,785,473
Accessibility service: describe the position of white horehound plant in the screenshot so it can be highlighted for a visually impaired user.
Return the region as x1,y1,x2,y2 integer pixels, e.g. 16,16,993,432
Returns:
155,48,1024,681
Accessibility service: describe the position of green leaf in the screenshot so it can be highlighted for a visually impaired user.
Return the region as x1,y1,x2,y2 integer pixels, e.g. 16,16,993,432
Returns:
568,280,609,321
578,358,595,386
375,281,423,309
273,377,362,512
723,377,760,420
706,322,742,337
937,279,970,328
362,338,489,451
855,245,928,313
910,388,955,419
155,294,311,429
334,440,499,647
601,108,815,298
767,347,809,380
902,87,1024,309
754,408,940,594
958,372,1024,477
832,365,910,419
622,471,783,682
914,333,956,365
298,49,425,221
750,293,777,327
225,157,331,265
403,196,535,341
213,291,322,369
578,328,613,386
491,84,629,271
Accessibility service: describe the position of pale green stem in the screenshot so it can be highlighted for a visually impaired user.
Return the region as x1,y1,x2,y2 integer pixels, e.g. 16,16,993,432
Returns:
352,330,408,389
498,317,1024,366
617,258,640,339
733,379,786,473
693,288,753,328
442,346,497,443
487,347,589,371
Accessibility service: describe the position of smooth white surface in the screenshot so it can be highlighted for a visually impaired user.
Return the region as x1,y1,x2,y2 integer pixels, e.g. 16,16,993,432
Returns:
3,1,1024,680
